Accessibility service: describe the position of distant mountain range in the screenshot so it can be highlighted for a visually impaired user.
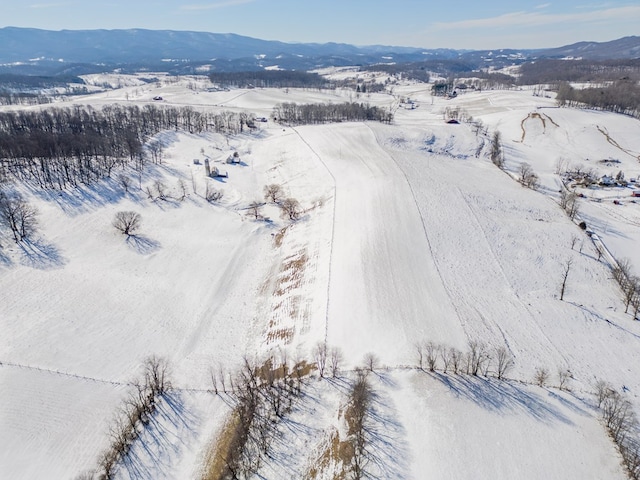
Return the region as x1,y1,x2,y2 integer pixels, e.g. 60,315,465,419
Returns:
0,27,638,76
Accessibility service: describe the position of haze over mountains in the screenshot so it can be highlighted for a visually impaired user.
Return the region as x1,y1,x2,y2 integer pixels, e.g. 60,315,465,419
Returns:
0,27,638,75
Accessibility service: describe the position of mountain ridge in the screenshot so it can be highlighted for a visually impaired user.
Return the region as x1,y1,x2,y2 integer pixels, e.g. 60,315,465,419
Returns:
0,27,637,75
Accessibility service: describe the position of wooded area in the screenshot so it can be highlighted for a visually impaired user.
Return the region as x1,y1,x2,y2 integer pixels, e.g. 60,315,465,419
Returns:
0,104,252,189
209,70,332,89
518,59,640,85
272,102,393,125
556,80,640,118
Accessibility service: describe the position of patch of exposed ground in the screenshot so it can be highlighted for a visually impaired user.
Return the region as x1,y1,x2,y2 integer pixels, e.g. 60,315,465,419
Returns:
519,112,546,142
263,248,310,346
305,428,352,480
304,377,370,479
201,412,241,480
273,225,289,248
201,359,313,480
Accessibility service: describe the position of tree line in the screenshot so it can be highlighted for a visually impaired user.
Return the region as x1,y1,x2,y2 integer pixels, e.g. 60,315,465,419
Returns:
0,104,254,189
361,62,431,83
209,70,332,89
0,92,53,106
556,79,640,118
518,59,640,85
272,101,393,125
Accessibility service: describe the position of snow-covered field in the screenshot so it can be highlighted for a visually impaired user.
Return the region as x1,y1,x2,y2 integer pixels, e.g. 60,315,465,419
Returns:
1,75,640,479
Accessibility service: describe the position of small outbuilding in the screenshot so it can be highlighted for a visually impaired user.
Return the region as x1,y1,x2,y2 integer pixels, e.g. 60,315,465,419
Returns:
226,151,241,164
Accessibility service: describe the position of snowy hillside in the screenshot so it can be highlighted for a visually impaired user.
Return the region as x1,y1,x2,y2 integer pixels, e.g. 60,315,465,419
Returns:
1,75,640,479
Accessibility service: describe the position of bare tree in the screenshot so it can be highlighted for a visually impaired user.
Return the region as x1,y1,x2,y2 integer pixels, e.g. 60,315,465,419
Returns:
494,346,514,380
601,389,634,441
525,172,539,190
519,163,539,189
415,342,424,370
534,367,549,387
490,131,504,168
263,184,283,203
613,258,632,286
559,258,573,301
154,180,168,200
559,190,580,219
570,234,579,250
144,356,171,396
113,211,141,236
0,192,39,242
519,162,533,184
595,380,616,408
555,157,568,175
314,342,328,378
440,346,452,373
363,352,379,373
329,347,343,378
593,380,640,478
176,179,187,201
280,197,301,221
147,140,164,164
449,347,463,374
466,341,489,376
559,189,573,210
247,201,263,220
349,370,372,480
118,174,132,194
96,355,172,479
473,119,484,137
631,285,640,320
623,276,640,314
424,342,438,372
557,368,572,391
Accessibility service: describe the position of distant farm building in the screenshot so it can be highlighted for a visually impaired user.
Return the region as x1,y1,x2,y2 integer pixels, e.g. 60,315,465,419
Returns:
226,151,241,164
431,83,452,96
600,175,615,186
204,159,228,178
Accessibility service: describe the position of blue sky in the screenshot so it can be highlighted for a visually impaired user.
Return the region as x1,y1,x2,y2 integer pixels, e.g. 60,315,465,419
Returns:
1,0,638,49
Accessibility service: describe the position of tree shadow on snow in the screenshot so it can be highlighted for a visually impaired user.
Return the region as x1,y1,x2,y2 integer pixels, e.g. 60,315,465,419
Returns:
0,244,12,267
120,392,198,480
568,301,640,341
432,372,574,425
18,237,65,269
578,211,627,239
32,177,142,216
363,386,411,479
126,234,161,255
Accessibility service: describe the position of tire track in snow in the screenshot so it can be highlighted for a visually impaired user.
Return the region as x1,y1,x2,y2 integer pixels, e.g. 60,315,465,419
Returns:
0,360,130,387
214,89,250,107
364,123,469,340
290,127,337,347
179,239,247,357
0,360,221,393
458,190,571,366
